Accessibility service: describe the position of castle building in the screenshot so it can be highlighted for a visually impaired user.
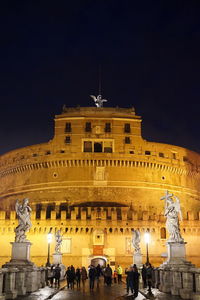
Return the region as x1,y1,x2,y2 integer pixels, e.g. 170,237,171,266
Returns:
0,106,200,268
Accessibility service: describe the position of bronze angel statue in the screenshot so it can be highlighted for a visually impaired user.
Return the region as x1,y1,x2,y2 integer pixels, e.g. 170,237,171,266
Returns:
15,198,32,242
90,94,107,107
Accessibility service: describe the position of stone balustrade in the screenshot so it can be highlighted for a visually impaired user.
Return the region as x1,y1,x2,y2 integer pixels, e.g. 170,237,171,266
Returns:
0,267,47,299
156,266,200,300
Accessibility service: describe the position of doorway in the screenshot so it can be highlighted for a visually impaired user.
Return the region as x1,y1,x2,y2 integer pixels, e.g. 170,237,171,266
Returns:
91,257,106,267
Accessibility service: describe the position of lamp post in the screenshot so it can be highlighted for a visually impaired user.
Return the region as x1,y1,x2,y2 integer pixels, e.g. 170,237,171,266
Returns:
144,231,150,264
46,231,53,267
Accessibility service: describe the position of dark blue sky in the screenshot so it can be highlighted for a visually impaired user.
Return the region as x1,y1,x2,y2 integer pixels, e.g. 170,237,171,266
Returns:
0,1,200,155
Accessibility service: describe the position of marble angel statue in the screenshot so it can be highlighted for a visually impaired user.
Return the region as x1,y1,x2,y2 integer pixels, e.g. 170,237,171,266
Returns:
55,230,62,253
132,229,141,253
15,198,32,242
161,190,184,243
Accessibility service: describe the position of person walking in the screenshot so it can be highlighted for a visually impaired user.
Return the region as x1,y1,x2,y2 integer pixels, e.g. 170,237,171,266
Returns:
54,264,61,288
133,265,140,298
89,265,96,290
125,266,134,296
81,266,87,289
117,265,123,283
65,267,74,289
96,264,102,287
71,265,76,289
75,267,81,289
142,264,147,288
146,263,153,295
104,264,112,286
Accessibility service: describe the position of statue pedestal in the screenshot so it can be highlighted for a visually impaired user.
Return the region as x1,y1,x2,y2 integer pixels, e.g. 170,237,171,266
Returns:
52,253,66,280
9,242,33,266
3,242,38,294
133,252,142,267
52,253,62,265
166,242,187,265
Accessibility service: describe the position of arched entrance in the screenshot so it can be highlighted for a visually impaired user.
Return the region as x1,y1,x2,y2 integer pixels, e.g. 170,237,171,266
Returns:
91,257,106,267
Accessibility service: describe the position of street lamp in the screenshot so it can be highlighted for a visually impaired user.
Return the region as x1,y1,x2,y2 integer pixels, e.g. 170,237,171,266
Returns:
46,231,53,267
144,231,150,264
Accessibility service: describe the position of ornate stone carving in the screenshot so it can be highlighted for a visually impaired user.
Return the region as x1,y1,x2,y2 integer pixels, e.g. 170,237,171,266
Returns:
15,198,32,243
161,190,184,243
132,229,141,253
55,230,62,253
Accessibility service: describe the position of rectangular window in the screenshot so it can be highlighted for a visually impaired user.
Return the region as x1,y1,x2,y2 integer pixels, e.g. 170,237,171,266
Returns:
85,122,92,132
105,123,111,133
65,122,71,133
172,153,176,159
65,136,71,144
84,141,92,152
145,150,151,155
129,151,134,154
45,151,51,155
125,137,131,144
183,156,188,162
104,141,113,153
124,123,131,133
159,152,164,158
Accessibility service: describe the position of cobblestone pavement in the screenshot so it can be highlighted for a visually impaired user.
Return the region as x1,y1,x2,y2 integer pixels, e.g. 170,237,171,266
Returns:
16,281,182,300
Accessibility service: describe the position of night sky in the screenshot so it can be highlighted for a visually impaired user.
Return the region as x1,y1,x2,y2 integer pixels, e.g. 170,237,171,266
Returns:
0,1,200,155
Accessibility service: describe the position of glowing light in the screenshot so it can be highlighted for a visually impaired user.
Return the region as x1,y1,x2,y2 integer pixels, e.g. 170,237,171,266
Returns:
47,232,53,244
144,232,150,244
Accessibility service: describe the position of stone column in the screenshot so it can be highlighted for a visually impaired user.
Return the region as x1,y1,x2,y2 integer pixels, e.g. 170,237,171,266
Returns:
4,268,18,299
171,267,182,296
179,268,193,300
159,268,172,293
15,269,26,296
25,267,39,293
0,269,7,300
193,268,200,300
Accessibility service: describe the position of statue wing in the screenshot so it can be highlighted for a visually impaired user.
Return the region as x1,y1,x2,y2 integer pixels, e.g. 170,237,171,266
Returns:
174,196,183,221
102,99,107,102
90,95,97,102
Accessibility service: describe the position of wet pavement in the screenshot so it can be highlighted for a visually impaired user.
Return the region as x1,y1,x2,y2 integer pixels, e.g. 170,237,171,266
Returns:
16,280,182,300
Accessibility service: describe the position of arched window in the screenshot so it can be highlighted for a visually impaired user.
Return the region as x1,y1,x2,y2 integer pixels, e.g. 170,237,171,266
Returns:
160,227,166,239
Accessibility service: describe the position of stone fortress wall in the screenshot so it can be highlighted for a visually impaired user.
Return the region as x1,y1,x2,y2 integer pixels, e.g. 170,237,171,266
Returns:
0,107,199,268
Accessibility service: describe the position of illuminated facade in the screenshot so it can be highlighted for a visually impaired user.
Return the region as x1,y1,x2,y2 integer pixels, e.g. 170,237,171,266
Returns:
0,106,200,268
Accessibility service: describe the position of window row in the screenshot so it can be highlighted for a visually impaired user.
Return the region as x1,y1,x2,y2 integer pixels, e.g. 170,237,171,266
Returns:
64,122,131,133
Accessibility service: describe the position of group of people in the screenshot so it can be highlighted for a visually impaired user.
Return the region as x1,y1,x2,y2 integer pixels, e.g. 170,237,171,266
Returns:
47,262,155,296
46,263,124,290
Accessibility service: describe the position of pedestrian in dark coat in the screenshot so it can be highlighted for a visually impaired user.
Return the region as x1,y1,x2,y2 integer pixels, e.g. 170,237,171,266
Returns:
89,265,96,290
96,264,102,286
125,266,134,295
75,268,81,288
81,266,87,289
65,267,74,289
146,263,153,295
142,264,147,288
104,264,112,286
133,265,140,297
54,264,61,288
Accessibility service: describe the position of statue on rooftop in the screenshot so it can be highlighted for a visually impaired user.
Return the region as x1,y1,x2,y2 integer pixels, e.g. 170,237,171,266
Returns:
161,190,184,243
55,230,62,253
90,94,107,107
15,198,32,243
132,229,141,253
